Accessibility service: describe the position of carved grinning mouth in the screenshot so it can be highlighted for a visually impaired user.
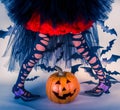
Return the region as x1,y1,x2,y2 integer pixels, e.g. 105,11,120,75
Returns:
53,89,76,100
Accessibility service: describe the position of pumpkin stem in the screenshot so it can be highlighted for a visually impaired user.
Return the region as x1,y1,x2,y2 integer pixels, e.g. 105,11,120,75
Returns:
55,66,64,76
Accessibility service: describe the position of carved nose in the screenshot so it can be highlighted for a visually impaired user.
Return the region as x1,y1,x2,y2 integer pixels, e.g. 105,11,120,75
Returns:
62,87,66,91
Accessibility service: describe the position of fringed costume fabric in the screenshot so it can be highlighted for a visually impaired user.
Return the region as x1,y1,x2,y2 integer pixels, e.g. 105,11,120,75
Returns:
2,0,114,71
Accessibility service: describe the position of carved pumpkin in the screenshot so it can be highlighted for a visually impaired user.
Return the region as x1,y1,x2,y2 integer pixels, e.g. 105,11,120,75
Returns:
46,66,80,104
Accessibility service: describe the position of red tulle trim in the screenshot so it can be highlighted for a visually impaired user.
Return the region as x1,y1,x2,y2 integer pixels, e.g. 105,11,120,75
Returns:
25,12,93,36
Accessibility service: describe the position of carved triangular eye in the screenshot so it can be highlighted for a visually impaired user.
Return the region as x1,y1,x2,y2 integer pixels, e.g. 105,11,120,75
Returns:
67,79,71,83
56,80,61,84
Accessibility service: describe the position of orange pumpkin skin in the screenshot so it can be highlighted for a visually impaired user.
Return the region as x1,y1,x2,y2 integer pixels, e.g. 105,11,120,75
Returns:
46,71,80,104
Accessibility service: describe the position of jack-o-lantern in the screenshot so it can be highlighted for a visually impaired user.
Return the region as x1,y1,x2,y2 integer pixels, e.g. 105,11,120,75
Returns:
46,66,80,104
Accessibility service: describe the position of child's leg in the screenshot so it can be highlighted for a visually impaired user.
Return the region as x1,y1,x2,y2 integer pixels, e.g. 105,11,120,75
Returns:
13,33,49,101
72,34,111,96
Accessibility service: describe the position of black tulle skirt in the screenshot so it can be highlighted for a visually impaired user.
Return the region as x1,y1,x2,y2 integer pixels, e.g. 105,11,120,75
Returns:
2,0,113,25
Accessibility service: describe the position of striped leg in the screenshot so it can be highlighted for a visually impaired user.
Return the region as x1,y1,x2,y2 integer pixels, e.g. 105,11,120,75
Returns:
72,34,111,96
12,33,49,101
